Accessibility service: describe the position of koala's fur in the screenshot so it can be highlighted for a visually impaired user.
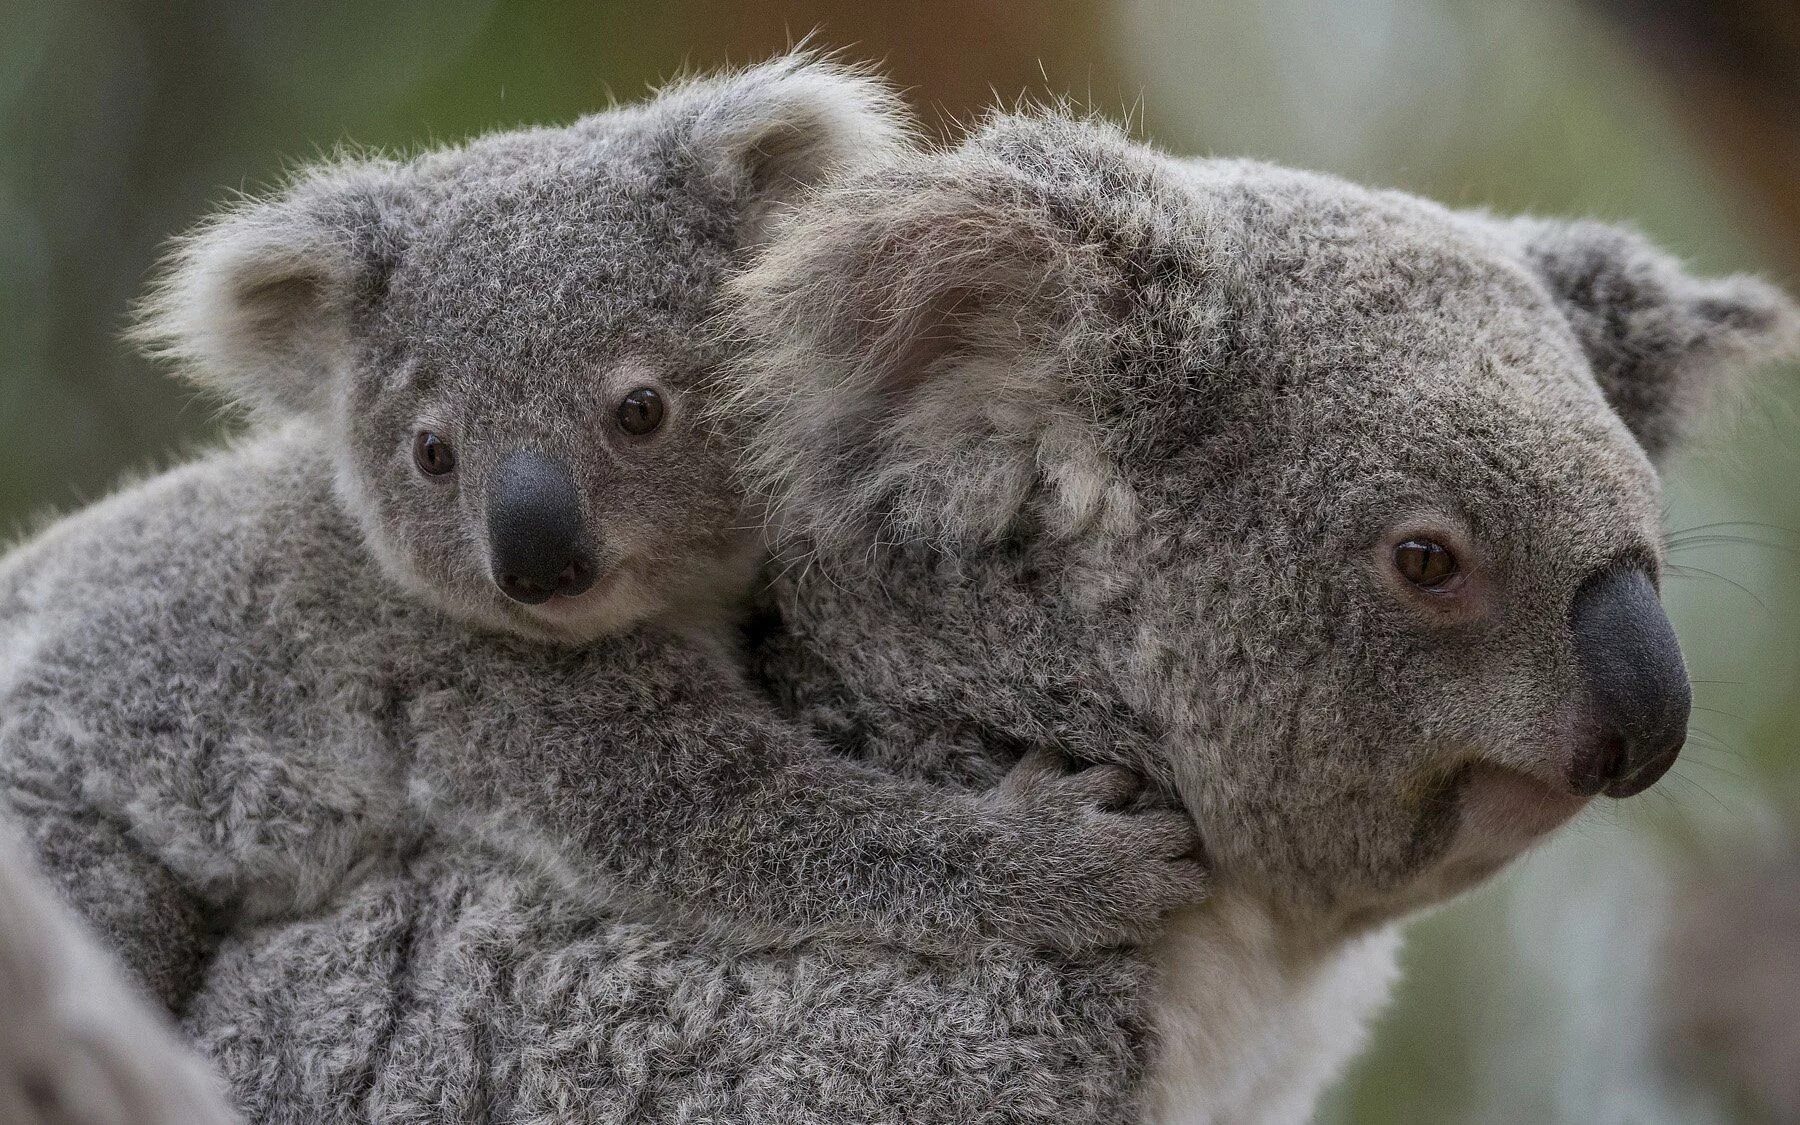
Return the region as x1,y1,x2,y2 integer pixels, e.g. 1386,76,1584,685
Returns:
716,115,1798,1121
9,87,1799,1125
0,62,1209,1121
122,107,1800,1123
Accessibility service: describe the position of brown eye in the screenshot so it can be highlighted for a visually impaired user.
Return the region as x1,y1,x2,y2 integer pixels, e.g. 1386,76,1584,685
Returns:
1393,538,1460,590
618,387,665,435
413,431,455,477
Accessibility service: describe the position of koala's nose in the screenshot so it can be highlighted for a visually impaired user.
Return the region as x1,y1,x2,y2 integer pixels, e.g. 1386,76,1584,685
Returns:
486,450,598,605
1568,564,1690,798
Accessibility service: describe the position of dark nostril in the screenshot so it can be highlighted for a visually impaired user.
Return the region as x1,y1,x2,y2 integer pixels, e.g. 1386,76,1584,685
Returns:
497,571,554,606
1569,729,1629,798
554,559,596,597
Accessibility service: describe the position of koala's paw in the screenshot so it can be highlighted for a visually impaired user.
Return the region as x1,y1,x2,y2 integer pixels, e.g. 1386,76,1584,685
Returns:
981,747,1205,953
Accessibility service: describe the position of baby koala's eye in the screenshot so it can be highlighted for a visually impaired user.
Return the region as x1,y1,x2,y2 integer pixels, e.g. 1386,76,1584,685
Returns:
617,387,665,436
413,431,456,477
1393,538,1460,590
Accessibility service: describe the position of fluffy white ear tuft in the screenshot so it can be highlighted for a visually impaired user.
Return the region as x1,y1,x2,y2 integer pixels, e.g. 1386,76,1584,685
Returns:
717,138,1130,553
1495,217,1800,460
131,161,409,419
680,53,916,246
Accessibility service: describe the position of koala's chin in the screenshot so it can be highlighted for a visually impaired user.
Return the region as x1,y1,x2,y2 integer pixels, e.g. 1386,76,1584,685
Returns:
490,577,665,647
1444,767,1588,878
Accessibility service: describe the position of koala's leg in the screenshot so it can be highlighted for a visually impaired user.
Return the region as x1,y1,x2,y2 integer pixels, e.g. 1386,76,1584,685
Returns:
420,651,1206,955
0,827,238,1125
0,722,216,1009
20,804,215,1008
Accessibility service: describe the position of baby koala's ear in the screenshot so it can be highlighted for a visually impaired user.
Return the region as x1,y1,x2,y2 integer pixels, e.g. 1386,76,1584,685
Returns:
720,144,1127,549
682,53,915,247
1497,217,1800,461
132,161,410,419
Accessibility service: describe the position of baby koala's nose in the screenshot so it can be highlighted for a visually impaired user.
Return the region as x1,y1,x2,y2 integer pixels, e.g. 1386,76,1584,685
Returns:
486,449,598,605
1567,563,1691,798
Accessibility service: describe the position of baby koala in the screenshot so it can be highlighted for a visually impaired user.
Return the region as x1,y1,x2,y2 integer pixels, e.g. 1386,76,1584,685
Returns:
0,57,1200,1010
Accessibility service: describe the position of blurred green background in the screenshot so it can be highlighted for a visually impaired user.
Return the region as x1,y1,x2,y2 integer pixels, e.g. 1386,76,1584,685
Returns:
3,0,1797,1120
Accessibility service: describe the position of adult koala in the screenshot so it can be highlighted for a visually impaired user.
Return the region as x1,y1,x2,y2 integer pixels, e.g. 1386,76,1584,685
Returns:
0,830,234,1125
718,112,1799,1120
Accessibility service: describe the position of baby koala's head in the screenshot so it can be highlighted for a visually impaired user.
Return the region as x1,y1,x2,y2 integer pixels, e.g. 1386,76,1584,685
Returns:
137,57,904,644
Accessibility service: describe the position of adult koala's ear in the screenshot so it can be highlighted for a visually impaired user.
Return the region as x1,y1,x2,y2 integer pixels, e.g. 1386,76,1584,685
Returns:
132,161,411,419
720,138,1131,549
1497,217,1800,460
676,54,914,248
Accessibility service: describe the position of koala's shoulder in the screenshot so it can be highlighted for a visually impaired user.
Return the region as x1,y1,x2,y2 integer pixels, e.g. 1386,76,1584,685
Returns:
7,425,345,603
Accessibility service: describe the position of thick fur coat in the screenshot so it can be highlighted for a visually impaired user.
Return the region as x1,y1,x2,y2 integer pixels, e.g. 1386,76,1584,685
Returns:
4,65,1798,1125
0,63,1202,1124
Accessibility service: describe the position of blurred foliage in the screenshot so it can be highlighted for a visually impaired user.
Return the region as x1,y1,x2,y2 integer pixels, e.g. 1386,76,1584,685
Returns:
2,0,1795,1120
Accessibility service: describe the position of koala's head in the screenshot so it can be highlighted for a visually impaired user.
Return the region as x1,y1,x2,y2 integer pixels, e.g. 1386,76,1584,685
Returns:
725,114,1800,922
136,57,905,643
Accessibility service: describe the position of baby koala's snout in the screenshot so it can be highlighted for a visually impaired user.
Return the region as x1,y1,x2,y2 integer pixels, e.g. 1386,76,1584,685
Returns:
1567,563,1691,799
486,449,598,605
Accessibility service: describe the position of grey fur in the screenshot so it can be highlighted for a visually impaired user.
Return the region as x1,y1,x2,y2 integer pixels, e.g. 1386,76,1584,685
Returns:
9,86,1799,1123
187,111,1794,1123
0,64,1207,1123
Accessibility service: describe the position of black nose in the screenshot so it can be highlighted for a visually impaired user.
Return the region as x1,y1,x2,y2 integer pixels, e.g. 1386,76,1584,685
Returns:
1568,564,1690,798
486,450,597,605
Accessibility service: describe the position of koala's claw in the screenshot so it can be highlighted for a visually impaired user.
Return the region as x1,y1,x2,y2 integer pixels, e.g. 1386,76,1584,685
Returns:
984,748,1205,952
997,748,1139,807
1070,764,1144,810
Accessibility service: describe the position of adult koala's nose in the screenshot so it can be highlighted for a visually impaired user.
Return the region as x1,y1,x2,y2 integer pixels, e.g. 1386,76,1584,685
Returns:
1568,564,1691,798
486,450,598,605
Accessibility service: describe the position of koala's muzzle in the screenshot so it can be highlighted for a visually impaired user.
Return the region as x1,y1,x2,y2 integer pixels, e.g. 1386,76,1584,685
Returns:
486,450,598,605
1568,565,1691,798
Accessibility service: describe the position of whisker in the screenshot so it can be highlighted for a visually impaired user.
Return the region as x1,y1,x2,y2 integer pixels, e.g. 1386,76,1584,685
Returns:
1670,749,1755,785
1688,704,1744,720
1662,563,1769,611
1665,519,1800,538
1666,535,1798,556
1660,768,1736,816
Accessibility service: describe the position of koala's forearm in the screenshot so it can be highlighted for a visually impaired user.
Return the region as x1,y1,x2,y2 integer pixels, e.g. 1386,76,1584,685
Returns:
427,702,1187,955
443,720,1018,949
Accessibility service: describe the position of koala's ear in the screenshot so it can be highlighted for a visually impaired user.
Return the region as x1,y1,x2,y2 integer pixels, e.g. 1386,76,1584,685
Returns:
680,54,914,247
720,148,1128,549
132,162,410,419
1497,217,1800,460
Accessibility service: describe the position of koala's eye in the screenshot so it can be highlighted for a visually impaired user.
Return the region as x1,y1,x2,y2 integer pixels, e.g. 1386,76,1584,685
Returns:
617,387,665,436
1393,538,1460,590
413,431,456,477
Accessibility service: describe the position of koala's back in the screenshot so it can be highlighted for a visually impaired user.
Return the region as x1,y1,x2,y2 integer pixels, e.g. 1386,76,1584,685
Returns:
0,423,414,924
184,833,1154,1125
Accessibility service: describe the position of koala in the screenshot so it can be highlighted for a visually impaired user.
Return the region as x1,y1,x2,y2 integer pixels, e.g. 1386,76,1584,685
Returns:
0,56,1203,1043
135,108,1798,1125
719,114,1800,1122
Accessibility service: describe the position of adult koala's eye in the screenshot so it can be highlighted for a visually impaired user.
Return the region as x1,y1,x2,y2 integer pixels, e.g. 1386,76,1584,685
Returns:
413,431,456,477
617,387,665,436
1393,538,1460,590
